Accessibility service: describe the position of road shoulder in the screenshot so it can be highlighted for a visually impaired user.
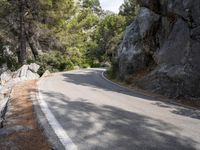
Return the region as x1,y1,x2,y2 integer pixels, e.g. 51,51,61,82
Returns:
0,80,50,150
102,71,200,110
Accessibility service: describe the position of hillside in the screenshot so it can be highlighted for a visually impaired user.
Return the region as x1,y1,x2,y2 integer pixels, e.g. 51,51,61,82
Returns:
0,1,200,149
0,0,200,100
117,0,200,99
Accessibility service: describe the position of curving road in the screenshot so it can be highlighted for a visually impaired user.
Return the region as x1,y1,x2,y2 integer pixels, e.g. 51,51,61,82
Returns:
38,69,200,150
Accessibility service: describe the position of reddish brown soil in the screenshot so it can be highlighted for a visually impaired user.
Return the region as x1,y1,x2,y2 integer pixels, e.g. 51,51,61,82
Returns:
0,80,50,150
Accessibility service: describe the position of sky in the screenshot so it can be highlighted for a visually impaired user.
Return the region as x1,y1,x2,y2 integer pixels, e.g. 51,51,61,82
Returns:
99,0,124,13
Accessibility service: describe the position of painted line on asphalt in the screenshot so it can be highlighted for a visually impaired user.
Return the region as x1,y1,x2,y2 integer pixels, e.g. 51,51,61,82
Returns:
37,78,77,150
101,71,135,92
101,71,200,111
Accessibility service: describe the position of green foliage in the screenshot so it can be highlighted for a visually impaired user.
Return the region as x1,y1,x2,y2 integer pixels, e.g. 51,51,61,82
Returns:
105,0,139,78
88,14,126,64
107,60,119,79
0,0,77,64
119,0,139,25
58,7,100,67
0,0,139,73
0,0,11,16
34,51,74,74
82,0,100,8
0,46,19,71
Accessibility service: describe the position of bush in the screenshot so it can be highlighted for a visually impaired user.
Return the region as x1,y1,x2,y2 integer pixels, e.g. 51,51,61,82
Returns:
107,60,118,79
34,51,75,75
0,46,19,71
81,63,90,68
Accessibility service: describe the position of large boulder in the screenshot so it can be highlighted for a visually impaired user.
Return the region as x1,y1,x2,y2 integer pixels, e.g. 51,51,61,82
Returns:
118,7,160,79
15,65,29,79
117,0,200,99
14,63,40,80
26,70,40,80
138,8,160,38
154,18,190,65
139,65,200,98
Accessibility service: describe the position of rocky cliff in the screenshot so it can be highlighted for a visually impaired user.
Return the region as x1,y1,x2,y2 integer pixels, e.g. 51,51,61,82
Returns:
117,0,200,99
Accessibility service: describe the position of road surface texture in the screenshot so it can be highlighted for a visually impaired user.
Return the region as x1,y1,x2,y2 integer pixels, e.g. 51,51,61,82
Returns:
38,69,200,150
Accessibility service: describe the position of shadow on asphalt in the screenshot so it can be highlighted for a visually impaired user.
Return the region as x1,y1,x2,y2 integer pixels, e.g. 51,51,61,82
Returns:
153,102,200,120
39,88,199,150
62,70,200,120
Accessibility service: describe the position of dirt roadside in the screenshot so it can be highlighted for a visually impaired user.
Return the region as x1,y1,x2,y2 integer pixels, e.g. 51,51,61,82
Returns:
104,73,200,110
0,80,50,150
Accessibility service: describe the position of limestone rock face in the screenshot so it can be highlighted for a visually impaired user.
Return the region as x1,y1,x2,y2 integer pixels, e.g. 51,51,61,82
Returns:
15,65,29,79
14,63,40,80
118,7,160,79
0,63,40,90
26,70,40,80
28,63,40,73
155,19,190,65
117,0,200,99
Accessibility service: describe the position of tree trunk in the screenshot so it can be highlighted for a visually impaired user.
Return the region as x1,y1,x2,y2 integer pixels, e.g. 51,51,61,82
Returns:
19,0,27,64
25,31,39,59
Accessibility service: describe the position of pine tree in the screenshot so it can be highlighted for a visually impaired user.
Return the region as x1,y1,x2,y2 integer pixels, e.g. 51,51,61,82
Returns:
119,0,139,25
0,0,76,64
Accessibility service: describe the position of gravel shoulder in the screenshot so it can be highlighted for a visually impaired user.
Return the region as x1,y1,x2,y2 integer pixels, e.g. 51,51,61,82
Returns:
0,80,50,150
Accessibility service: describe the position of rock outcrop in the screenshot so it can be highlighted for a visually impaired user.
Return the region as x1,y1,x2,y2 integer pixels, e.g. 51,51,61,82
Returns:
0,63,40,124
117,0,200,99
0,63,40,99
0,63,40,85
14,64,40,81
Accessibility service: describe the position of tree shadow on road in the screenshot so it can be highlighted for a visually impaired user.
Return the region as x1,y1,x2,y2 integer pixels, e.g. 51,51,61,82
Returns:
62,70,155,101
61,70,200,120
153,102,200,120
40,90,200,150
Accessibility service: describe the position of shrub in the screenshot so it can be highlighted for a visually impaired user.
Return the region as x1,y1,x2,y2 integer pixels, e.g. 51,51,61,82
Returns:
107,59,118,79
34,51,74,75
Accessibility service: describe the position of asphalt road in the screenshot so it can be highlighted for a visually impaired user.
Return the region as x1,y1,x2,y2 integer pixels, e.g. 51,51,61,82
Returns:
38,69,200,150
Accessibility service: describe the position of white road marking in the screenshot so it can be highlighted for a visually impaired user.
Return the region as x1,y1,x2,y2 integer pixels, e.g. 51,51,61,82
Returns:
101,71,199,111
101,71,128,90
37,78,77,150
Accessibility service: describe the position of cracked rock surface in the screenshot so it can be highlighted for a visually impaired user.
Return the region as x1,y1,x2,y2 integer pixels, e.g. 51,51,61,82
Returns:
117,0,200,99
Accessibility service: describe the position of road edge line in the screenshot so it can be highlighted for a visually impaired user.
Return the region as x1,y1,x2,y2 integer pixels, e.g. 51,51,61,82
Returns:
101,71,200,111
101,71,136,92
35,77,78,150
